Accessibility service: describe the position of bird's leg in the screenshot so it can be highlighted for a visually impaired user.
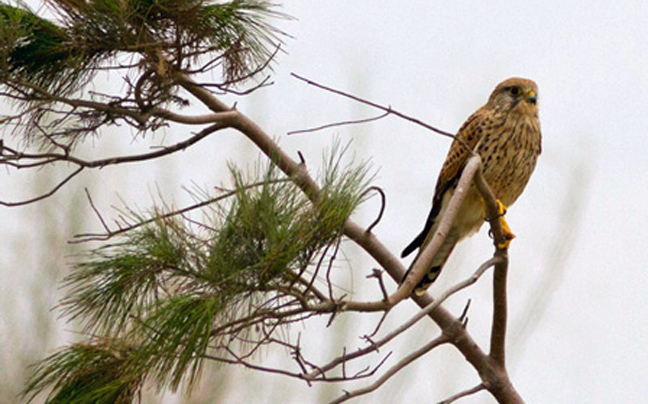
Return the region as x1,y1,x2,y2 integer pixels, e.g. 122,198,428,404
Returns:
495,200,515,249
484,200,516,249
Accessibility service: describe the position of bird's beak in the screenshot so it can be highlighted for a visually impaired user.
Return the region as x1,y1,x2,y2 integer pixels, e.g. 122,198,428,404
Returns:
526,90,537,104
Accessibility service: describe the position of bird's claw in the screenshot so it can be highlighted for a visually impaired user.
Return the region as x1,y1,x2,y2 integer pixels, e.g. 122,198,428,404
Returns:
486,200,515,249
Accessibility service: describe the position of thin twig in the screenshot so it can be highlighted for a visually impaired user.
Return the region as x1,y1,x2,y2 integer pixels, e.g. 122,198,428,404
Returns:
326,236,343,303
291,73,461,142
84,188,110,233
437,383,486,404
287,111,390,136
367,269,389,301
368,311,390,338
458,299,472,327
305,256,498,381
363,186,386,233
0,167,84,207
329,335,448,404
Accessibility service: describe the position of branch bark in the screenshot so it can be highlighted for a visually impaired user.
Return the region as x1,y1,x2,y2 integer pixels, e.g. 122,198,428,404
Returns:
397,155,483,298
438,383,486,404
1,115,237,206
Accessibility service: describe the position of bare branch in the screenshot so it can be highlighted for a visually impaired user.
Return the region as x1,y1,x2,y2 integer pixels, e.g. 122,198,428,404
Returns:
305,256,499,382
0,167,84,207
291,73,457,141
287,111,390,136
397,155,483,298
325,237,343,304
204,345,389,384
363,186,386,233
329,334,449,404
489,250,510,366
367,311,390,339
367,269,389,301
213,76,274,96
437,384,486,404
473,166,512,367
150,107,236,125
83,188,110,233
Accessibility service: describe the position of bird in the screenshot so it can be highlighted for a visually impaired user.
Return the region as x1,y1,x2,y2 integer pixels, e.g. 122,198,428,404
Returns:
401,77,542,295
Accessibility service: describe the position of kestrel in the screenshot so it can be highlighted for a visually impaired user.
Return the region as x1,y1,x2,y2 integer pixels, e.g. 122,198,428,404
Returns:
401,77,542,294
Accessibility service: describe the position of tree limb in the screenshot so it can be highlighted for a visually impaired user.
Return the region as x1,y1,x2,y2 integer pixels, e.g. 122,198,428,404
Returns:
473,165,512,367
291,73,457,141
0,166,84,207
437,383,486,404
396,155,483,298
305,255,500,381
1,118,235,206
329,334,449,404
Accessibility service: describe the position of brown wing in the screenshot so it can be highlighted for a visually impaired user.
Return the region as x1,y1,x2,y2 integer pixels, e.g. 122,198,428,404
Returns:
434,107,490,198
401,107,489,258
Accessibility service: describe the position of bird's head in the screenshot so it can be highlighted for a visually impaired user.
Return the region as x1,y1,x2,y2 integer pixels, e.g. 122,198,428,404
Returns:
487,77,539,117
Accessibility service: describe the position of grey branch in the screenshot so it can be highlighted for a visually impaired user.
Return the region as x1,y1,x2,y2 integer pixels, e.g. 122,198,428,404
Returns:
304,255,501,382
329,335,449,404
437,384,487,404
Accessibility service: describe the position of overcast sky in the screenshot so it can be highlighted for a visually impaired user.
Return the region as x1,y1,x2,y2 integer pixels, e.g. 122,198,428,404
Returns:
257,3,648,401
3,1,648,403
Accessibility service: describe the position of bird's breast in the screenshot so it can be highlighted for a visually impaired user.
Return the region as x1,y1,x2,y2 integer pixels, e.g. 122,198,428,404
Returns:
477,115,541,206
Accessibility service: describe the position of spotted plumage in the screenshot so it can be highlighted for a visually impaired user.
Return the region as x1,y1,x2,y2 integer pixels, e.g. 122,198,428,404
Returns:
402,77,542,294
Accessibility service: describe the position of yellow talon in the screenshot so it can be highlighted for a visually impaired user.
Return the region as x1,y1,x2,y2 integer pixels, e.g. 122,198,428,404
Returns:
495,200,515,249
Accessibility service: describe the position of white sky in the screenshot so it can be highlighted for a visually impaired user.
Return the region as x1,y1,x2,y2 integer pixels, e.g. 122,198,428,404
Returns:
2,1,648,403
261,3,648,401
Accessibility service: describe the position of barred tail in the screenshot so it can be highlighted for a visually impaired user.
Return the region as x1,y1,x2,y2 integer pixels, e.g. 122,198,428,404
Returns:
402,234,459,295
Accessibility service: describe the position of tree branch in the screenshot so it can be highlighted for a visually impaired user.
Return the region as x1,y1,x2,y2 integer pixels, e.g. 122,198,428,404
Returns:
287,111,390,136
329,334,449,404
291,73,457,141
305,255,500,381
473,165,512,367
397,155,483,298
437,383,486,404
1,118,235,206
0,166,84,207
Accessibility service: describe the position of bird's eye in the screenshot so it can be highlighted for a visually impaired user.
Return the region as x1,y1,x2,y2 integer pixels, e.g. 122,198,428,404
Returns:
509,86,520,96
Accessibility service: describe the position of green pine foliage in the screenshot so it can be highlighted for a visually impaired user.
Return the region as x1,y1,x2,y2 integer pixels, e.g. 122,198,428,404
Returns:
0,0,286,96
0,3,75,91
25,153,372,402
24,342,146,404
